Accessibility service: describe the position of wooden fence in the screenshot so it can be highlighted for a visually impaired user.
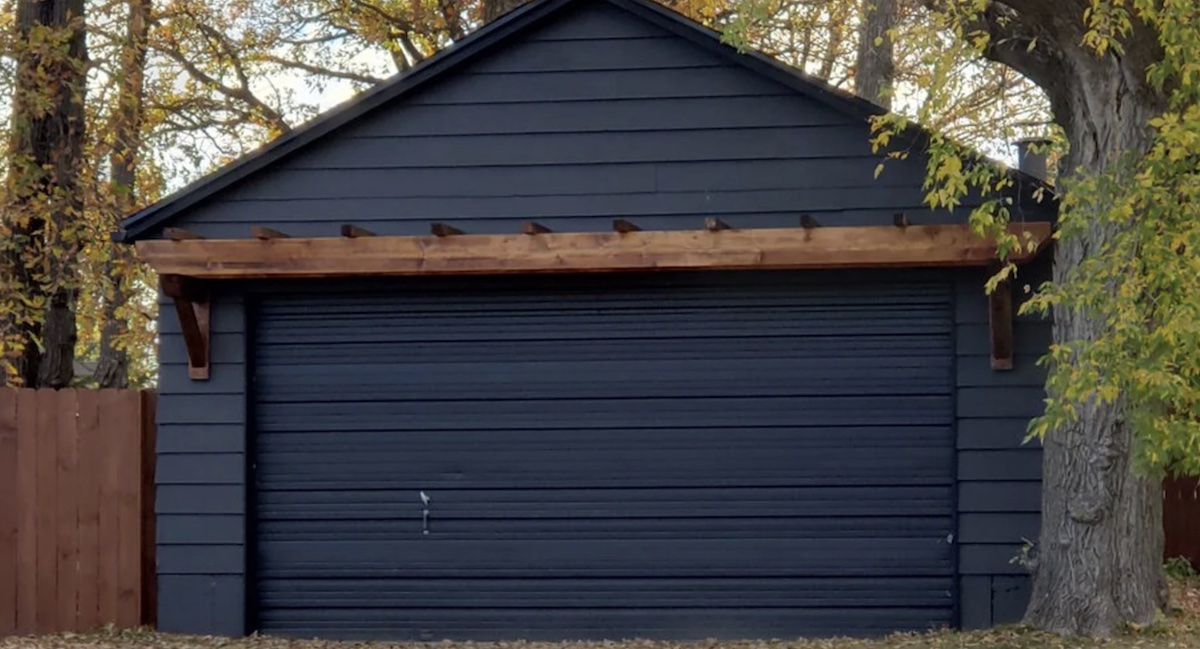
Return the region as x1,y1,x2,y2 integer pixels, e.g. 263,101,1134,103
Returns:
1166,476,1200,569
0,389,156,636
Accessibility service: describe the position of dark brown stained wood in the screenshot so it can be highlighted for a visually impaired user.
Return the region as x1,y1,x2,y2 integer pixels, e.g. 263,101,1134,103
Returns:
114,391,141,628
135,223,1054,280
612,218,641,233
988,271,1014,371
704,217,730,231
55,390,79,629
894,213,911,228
0,390,16,635
340,224,375,238
96,390,122,626
158,273,206,300
34,389,57,633
160,275,211,380
800,214,821,229
171,296,210,376
431,223,464,237
1164,476,1200,568
522,220,552,235
74,390,101,631
164,227,204,241
183,301,211,380
139,391,157,627
251,226,290,240
14,390,37,633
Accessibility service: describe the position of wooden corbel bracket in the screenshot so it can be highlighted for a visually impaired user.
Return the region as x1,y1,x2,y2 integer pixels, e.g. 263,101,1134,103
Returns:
988,267,1014,371
160,274,211,380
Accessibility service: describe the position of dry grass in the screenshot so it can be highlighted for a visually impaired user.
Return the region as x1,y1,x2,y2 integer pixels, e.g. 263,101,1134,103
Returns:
1175,577,1200,619
4,581,1198,649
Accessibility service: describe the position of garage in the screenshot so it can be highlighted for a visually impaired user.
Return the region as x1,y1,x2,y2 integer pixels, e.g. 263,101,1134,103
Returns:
122,0,1055,637
250,273,956,639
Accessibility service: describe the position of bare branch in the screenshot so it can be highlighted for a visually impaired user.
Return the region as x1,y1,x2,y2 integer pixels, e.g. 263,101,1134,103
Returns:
920,1,1067,112
256,53,387,86
152,37,292,136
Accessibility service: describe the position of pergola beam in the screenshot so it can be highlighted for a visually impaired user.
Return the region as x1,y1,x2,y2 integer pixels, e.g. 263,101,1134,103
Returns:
135,223,1052,281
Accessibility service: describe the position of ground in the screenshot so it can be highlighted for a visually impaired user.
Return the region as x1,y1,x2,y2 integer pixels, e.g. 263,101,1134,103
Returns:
5,581,1198,649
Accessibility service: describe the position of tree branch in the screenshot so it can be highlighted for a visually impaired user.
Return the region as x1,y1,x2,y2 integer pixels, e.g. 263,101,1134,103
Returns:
978,2,1068,93
922,0,1070,119
153,38,292,136
257,54,387,86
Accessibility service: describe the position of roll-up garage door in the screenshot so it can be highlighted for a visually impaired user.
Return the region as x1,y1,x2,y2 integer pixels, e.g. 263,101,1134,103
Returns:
252,271,956,640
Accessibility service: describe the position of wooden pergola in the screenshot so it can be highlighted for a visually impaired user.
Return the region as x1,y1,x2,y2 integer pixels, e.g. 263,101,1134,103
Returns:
137,219,1053,380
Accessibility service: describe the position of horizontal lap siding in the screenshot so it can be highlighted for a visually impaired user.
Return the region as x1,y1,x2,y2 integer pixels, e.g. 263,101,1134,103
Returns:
156,293,247,636
159,2,1008,240
954,260,1049,628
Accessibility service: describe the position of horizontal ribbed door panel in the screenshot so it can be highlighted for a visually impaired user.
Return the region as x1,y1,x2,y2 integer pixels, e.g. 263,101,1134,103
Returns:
252,271,955,640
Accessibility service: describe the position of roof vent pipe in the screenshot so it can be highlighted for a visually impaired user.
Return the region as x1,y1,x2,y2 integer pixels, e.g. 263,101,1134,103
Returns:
1012,137,1052,182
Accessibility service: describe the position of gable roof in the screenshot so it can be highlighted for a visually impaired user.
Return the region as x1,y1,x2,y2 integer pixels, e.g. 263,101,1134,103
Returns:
116,0,1041,242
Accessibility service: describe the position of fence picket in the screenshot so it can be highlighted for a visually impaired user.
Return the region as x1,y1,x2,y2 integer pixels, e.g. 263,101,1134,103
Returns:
114,390,142,629
0,390,17,635
96,390,124,627
33,390,58,634
14,390,38,634
139,391,158,627
74,390,101,631
55,390,80,629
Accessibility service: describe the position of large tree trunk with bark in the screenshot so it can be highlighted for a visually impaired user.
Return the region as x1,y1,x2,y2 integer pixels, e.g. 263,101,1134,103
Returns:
94,0,151,389
970,2,1169,634
4,0,89,387
1029,396,1167,634
1023,48,1167,636
854,0,896,108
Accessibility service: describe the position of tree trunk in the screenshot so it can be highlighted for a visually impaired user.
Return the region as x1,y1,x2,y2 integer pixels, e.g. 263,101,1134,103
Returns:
817,18,844,82
4,0,89,387
854,0,896,108
957,2,1171,633
1027,394,1167,634
92,272,131,387
1021,40,1168,636
38,289,78,386
94,0,151,389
